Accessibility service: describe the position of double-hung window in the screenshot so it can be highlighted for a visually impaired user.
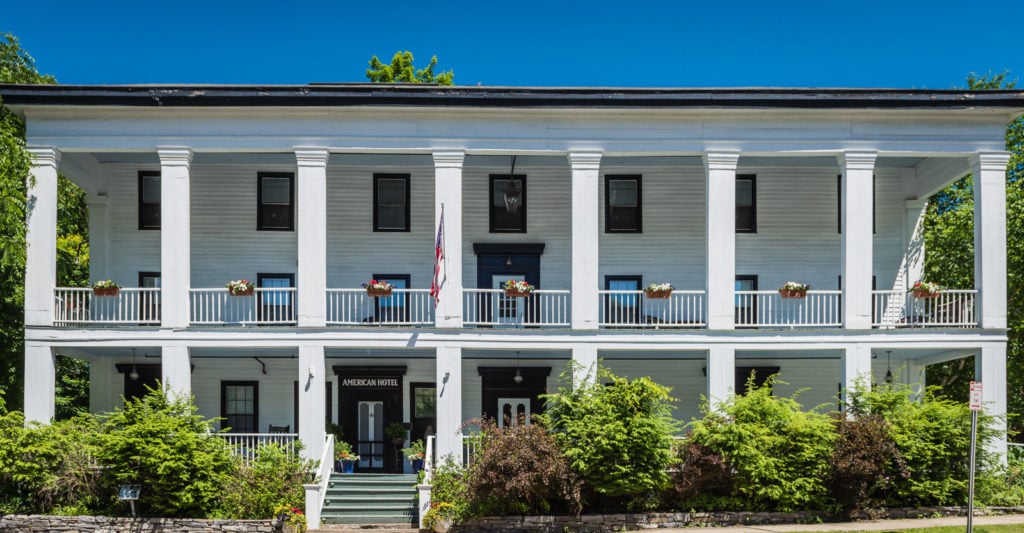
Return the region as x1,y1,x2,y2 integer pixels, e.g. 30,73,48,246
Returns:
605,175,641,233
138,171,161,229
221,381,258,433
736,175,756,233
257,172,294,231
374,174,410,232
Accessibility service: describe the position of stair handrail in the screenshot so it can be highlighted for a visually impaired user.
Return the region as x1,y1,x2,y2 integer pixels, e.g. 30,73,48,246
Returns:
305,433,334,531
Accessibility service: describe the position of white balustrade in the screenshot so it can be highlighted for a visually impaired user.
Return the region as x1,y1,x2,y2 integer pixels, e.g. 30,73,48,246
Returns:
598,290,705,328
734,290,842,328
217,432,299,467
325,288,434,326
463,289,570,328
189,288,296,325
53,287,161,325
872,289,977,328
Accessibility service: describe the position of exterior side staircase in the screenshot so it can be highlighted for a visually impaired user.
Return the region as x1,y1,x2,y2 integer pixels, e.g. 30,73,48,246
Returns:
320,473,418,526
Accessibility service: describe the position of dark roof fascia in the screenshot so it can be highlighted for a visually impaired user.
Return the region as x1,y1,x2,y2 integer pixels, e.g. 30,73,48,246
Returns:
1,84,1024,110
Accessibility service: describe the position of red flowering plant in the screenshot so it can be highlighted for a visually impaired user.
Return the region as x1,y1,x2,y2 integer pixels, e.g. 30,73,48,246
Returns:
272,504,307,532
335,440,360,462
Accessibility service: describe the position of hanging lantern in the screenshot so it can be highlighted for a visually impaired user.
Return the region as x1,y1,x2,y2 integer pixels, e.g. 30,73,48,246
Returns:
503,155,522,213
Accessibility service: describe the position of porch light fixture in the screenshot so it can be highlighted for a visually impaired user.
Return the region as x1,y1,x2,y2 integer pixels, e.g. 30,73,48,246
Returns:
884,350,893,384
513,350,523,384
502,155,522,213
129,349,139,381
308,366,316,380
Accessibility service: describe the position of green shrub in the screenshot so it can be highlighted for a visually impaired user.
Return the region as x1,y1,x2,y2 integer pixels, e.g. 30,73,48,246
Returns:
543,364,680,510
219,442,316,519
429,459,472,522
96,387,235,517
827,414,908,516
685,378,835,511
463,417,581,515
666,441,739,511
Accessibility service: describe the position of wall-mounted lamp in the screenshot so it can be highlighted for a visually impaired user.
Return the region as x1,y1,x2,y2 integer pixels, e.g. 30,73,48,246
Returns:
308,366,316,380
506,256,513,267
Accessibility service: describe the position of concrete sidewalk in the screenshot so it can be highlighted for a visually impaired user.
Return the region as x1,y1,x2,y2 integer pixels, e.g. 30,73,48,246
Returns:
648,513,1024,532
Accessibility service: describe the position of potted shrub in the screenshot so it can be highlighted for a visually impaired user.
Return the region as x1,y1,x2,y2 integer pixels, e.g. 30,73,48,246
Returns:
779,281,810,299
92,280,121,297
402,439,426,472
423,502,456,533
273,504,307,533
504,279,534,298
910,281,941,299
644,282,674,299
385,422,407,446
226,279,254,296
334,441,359,474
362,279,394,297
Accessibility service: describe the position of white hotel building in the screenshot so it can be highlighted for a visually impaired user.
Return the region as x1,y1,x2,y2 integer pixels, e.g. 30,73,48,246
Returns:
3,84,1020,469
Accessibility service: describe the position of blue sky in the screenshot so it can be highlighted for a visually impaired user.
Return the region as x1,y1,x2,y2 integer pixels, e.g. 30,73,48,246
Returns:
4,1,1022,88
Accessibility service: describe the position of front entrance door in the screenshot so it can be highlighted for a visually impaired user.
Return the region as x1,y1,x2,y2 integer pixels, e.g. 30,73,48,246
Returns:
493,275,525,326
497,397,531,428
357,401,384,470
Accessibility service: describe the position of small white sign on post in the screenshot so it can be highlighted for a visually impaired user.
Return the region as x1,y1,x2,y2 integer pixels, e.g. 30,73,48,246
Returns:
969,381,983,411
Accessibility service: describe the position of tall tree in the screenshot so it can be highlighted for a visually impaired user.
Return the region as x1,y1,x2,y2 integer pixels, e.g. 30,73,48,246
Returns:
366,51,454,85
923,71,1023,438
0,33,89,415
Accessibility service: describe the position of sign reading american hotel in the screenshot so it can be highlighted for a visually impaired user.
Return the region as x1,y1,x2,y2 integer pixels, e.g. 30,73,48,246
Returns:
342,377,400,388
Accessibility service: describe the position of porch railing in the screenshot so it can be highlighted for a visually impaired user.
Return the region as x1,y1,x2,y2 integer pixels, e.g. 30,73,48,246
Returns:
54,287,161,325
463,289,570,328
190,288,296,325
325,288,434,326
872,289,977,328
217,432,299,467
598,290,705,328
735,290,842,328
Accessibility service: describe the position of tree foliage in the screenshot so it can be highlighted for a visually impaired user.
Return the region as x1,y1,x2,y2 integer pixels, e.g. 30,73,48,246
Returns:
219,443,314,520
542,364,680,510
923,70,1024,437
0,33,90,414
365,51,454,85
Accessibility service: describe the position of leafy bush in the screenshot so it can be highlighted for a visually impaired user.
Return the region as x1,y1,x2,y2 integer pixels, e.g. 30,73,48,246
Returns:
849,383,997,506
95,387,235,517
219,443,315,519
684,378,835,511
429,459,472,523
543,364,680,510
666,441,738,511
827,414,908,516
463,417,580,515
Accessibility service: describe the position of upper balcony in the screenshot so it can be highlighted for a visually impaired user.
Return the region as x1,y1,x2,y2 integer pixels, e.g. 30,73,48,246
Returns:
52,286,979,329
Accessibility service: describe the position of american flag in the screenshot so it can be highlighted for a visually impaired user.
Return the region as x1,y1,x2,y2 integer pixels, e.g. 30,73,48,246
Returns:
430,207,446,307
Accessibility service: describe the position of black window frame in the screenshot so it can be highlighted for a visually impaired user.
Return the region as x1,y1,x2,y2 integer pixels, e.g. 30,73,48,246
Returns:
221,380,259,433
603,275,643,325
488,174,527,233
736,174,756,233
371,273,411,323
604,175,642,233
373,174,411,232
735,366,781,395
257,172,295,231
735,275,758,326
256,272,295,323
138,170,161,230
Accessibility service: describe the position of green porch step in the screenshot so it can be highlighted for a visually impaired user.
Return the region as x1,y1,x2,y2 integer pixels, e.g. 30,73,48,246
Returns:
321,473,418,526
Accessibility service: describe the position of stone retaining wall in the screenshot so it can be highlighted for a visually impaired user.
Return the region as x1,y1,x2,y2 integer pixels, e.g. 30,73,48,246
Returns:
453,506,1024,533
0,515,274,533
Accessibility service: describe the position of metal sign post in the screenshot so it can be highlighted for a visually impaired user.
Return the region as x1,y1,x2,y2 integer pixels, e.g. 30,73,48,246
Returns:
967,381,983,533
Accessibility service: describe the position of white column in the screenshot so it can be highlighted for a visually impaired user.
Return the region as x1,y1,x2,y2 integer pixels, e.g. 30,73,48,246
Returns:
842,345,873,405
972,152,1010,330
24,147,60,327
435,346,463,461
903,358,926,400
158,148,192,328
569,151,602,330
571,346,598,387
840,151,877,329
902,199,928,291
977,344,1008,462
706,346,735,410
161,345,191,401
24,343,55,424
704,152,740,330
86,194,112,282
298,344,326,461
89,357,115,414
295,148,329,327
433,151,465,328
